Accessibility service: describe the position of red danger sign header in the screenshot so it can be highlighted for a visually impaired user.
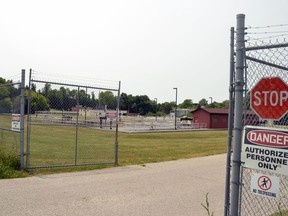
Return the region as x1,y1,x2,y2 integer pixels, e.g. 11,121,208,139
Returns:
247,130,288,148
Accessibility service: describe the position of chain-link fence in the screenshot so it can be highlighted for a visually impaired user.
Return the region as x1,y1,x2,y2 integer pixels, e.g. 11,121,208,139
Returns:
0,71,25,170
26,71,120,168
240,32,288,215
0,82,21,154
227,14,288,216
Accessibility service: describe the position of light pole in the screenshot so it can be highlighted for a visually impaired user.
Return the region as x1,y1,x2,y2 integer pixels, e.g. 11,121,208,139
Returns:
209,97,213,104
173,88,178,130
154,98,158,121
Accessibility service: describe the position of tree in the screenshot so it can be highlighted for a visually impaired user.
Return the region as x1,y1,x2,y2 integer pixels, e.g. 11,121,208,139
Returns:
120,93,134,112
99,91,117,109
0,77,20,113
199,98,208,107
134,95,149,115
221,100,229,109
42,83,51,98
91,91,98,108
159,102,174,114
179,99,193,109
0,97,12,112
25,90,50,114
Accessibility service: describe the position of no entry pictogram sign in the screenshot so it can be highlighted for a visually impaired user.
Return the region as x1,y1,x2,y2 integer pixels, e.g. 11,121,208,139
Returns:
251,173,279,199
258,176,272,191
250,77,288,120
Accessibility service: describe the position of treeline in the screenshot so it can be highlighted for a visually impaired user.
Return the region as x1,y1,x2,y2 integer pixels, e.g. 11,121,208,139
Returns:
0,78,21,112
0,77,229,115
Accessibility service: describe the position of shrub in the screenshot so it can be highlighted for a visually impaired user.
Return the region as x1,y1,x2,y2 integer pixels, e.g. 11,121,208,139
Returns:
0,151,23,179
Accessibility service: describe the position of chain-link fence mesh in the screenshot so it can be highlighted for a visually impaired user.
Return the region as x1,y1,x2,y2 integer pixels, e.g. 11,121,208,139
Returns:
240,168,288,216
239,30,288,215
0,82,21,155
27,72,120,168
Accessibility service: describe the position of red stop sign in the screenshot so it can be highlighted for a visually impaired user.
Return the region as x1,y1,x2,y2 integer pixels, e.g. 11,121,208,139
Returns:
250,77,288,120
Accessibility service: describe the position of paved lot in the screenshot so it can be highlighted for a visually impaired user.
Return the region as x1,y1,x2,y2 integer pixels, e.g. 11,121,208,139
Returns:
0,154,226,216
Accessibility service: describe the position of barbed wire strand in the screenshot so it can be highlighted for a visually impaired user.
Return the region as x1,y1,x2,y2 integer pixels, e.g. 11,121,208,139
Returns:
246,34,288,42
247,30,288,35
31,69,119,87
247,24,288,29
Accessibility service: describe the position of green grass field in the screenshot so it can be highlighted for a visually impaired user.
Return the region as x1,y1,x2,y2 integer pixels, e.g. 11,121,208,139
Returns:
1,113,228,174
118,130,227,165
27,124,227,167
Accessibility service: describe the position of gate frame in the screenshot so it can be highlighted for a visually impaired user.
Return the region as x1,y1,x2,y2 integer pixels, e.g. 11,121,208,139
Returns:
26,70,121,168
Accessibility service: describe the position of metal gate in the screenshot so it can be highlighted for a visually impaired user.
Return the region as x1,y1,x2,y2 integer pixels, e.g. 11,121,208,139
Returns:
226,14,288,216
26,70,120,168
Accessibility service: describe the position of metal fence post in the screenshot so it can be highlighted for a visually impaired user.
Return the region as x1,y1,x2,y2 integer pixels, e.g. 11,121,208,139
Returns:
173,88,178,130
20,69,25,170
230,14,245,216
115,81,121,165
75,86,80,165
26,69,32,168
224,27,235,216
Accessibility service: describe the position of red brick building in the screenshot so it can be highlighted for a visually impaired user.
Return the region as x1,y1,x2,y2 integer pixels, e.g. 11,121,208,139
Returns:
191,107,260,129
191,107,229,129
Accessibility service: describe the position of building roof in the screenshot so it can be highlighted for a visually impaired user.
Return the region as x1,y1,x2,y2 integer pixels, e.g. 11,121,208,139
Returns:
191,107,229,114
191,107,258,116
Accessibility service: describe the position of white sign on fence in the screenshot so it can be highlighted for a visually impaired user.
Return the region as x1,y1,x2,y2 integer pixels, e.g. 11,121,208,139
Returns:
251,172,279,199
242,126,288,176
11,114,20,131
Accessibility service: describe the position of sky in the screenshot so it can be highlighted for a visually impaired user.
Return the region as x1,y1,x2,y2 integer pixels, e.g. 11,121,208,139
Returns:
1,0,288,104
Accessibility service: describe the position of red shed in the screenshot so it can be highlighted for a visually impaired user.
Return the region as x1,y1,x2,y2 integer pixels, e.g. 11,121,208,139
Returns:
191,107,229,129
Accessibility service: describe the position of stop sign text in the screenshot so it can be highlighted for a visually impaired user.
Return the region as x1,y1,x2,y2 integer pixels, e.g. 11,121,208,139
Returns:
253,91,288,106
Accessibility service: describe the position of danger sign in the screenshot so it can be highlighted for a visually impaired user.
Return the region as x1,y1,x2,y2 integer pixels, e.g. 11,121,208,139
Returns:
250,77,288,120
242,126,288,176
11,114,20,132
251,173,279,199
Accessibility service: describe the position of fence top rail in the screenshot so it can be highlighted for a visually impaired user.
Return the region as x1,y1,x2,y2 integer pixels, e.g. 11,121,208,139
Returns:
246,42,288,51
31,79,119,92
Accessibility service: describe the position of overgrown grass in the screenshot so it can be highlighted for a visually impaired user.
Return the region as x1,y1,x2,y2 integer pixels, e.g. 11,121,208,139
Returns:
270,210,288,216
0,128,28,178
0,150,26,179
270,203,288,216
